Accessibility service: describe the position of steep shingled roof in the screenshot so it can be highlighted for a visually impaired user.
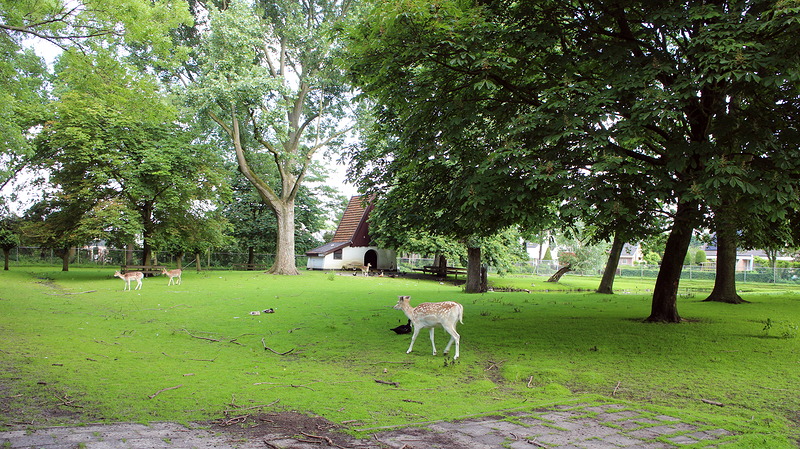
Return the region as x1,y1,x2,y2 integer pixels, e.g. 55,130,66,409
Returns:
305,195,375,256
332,195,371,242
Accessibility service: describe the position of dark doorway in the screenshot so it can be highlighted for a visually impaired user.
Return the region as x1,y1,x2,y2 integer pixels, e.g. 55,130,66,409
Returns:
364,249,378,270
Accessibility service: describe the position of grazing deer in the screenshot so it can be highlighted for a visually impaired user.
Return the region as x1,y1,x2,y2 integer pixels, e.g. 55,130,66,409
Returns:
161,268,182,286
114,271,143,291
360,263,371,276
393,295,463,359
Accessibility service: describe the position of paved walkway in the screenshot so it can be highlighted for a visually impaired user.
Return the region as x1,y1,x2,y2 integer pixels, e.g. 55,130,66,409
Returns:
0,403,736,448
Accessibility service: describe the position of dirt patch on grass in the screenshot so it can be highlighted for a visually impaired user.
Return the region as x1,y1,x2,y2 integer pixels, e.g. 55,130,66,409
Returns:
213,411,371,447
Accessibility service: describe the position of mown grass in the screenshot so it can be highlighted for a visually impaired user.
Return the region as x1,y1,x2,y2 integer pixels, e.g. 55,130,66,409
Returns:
1,267,798,447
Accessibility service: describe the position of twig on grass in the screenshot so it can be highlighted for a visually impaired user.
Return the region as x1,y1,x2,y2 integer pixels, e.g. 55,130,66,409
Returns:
45,290,97,296
182,329,220,342
148,384,183,399
527,376,535,388
223,400,280,415
261,337,295,355
612,381,621,396
374,379,399,387
54,392,83,408
701,398,724,407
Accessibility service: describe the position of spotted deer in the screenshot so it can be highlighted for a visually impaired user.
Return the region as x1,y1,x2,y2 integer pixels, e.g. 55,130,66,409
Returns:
114,271,143,291
393,295,463,359
360,263,371,276
161,268,182,286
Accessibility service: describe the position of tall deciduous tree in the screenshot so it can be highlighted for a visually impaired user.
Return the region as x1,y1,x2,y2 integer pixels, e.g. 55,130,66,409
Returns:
187,0,353,275
346,0,800,320
0,0,191,206
36,50,227,266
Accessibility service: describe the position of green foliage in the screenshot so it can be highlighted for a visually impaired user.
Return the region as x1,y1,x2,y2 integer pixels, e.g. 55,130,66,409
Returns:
694,249,707,265
184,0,355,273
32,51,228,261
0,268,799,447
345,0,800,318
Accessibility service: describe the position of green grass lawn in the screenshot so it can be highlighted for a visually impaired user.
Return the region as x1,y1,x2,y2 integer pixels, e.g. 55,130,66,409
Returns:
1,267,798,447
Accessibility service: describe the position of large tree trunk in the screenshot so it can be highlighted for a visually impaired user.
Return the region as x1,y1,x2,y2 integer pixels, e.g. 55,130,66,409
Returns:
2,248,9,270
435,253,448,277
57,247,72,272
465,246,484,293
176,251,184,270
647,200,699,323
195,252,202,272
269,200,299,275
705,211,746,304
597,234,625,294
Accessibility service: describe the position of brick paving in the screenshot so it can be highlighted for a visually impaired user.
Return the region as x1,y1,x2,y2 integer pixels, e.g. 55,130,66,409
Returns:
0,403,737,448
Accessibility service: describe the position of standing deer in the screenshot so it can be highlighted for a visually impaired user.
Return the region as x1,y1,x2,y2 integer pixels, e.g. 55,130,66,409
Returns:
161,268,182,286
114,271,143,291
360,263,371,276
393,295,463,359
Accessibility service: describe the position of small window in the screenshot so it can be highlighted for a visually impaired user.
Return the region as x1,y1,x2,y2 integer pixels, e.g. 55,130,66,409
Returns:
333,250,342,260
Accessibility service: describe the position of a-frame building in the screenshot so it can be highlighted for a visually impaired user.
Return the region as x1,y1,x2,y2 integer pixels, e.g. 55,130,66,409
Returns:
305,196,397,271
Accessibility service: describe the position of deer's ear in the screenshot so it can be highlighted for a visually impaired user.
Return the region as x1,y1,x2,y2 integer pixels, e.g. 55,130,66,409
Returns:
399,295,410,301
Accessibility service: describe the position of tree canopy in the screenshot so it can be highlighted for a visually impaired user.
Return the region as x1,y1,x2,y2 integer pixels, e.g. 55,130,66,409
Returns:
346,0,800,320
185,0,355,275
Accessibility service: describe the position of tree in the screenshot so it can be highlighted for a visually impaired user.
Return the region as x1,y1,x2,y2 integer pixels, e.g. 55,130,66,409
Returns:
36,50,227,266
0,216,19,270
0,0,191,207
346,0,800,321
221,165,337,264
186,0,354,275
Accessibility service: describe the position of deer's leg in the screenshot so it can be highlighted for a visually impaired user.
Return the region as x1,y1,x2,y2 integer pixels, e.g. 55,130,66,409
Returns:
406,326,421,354
443,325,460,359
429,328,437,355
136,279,142,290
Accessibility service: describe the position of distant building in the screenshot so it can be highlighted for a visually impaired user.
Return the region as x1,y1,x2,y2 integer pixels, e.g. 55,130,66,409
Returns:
525,241,558,264
702,245,794,271
305,196,397,271
618,243,644,266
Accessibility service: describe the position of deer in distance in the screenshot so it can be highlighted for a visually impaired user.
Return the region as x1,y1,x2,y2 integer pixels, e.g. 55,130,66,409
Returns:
393,295,463,360
360,263,371,276
114,271,143,291
161,268,182,286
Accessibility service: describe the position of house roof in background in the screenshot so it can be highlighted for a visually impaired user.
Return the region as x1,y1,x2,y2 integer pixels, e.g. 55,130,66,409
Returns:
305,241,350,257
332,195,371,242
305,195,376,256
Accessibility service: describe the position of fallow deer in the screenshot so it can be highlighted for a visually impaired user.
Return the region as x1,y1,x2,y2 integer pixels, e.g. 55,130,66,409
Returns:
161,268,182,286
114,271,143,291
360,263,371,276
393,295,463,359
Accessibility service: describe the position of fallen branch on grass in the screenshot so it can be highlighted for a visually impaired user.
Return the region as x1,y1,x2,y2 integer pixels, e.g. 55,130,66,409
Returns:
300,432,349,449
612,381,621,396
701,398,724,407
374,379,399,387
148,384,183,399
261,337,295,355
54,393,83,408
181,329,250,346
46,290,97,296
223,400,279,415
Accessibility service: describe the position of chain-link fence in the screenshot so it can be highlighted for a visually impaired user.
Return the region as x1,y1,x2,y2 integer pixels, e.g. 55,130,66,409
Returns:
5,247,800,284
5,246,307,270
